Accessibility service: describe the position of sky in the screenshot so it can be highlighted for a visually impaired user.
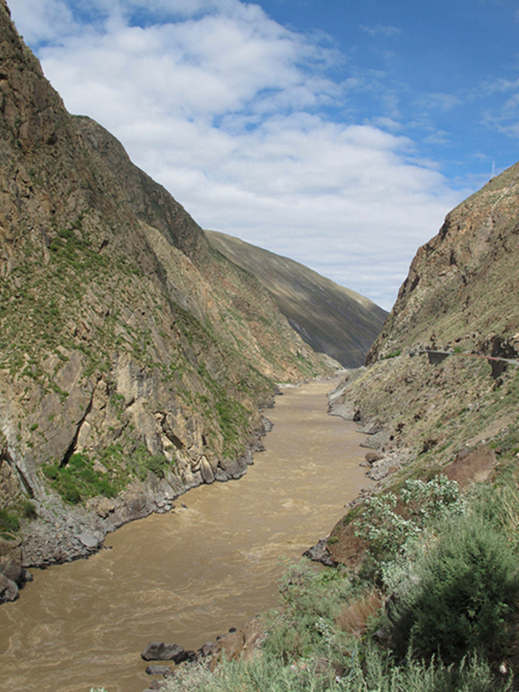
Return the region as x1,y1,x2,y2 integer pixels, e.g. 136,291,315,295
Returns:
7,0,519,310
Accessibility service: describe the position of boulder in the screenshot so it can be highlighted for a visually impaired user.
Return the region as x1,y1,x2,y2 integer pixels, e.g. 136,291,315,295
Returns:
141,642,187,663
303,538,335,567
0,556,23,584
77,532,100,549
360,430,391,450
329,402,357,421
0,572,18,603
198,641,216,658
365,451,383,464
145,665,172,677
200,457,215,484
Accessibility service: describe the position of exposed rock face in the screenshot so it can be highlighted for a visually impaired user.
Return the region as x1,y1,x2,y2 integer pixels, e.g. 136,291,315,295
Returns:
206,230,388,368
329,162,519,470
0,0,330,572
369,162,519,363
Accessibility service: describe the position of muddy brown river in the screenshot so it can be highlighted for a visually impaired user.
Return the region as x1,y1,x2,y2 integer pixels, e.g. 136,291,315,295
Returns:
0,378,369,692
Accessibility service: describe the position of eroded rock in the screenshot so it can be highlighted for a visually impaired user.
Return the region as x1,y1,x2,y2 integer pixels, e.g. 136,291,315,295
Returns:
141,642,187,663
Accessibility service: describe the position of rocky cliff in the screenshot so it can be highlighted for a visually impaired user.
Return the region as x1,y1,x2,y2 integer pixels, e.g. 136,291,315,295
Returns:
328,161,519,495
206,230,387,368
0,0,330,598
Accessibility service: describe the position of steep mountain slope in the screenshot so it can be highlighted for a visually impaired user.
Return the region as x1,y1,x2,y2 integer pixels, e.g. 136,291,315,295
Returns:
0,0,329,580
329,161,519,477
206,230,387,368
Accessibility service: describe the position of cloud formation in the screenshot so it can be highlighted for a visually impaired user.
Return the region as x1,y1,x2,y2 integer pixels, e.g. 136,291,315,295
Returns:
10,0,469,309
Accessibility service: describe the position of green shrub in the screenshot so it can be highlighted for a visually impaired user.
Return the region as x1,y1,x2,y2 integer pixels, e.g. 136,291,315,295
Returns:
391,512,519,661
354,476,464,568
145,454,170,479
22,500,37,519
0,508,20,536
262,562,354,666
42,453,118,504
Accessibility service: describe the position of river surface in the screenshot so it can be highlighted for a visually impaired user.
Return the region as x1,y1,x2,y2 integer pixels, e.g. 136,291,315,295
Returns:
0,378,369,692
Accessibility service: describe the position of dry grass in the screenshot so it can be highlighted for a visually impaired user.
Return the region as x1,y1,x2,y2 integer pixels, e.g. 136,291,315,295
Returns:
335,590,383,637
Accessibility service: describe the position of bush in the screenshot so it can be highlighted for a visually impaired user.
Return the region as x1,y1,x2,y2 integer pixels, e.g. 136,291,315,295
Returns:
145,454,170,479
0,508,20,536
391,511,519,661
354,476,463,566
262,562,354,665
22,500,37,519
42,453,117,504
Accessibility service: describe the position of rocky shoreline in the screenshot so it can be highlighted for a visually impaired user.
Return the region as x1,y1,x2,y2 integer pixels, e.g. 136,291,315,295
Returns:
0,412,274,605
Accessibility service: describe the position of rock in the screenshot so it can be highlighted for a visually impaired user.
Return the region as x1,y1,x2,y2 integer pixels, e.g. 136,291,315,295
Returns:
145,665,172,677
365,451,383,464
0,572,18,603
141,642,187,663
0,556,23,583
76,532,101,549
357,422,381,435
303,538,335,567
93,497,117,519
198,641,216,658
329,402,357,421
200,457,215,484
360,430,391,450
366,462,390,481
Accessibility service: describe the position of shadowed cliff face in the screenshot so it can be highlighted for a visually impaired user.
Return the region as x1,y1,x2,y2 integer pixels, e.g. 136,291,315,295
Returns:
0,0,329,569
329,162,519,476
206,230,388,369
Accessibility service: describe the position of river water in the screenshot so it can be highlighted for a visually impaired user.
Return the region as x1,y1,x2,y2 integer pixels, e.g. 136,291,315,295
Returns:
0,378,369,692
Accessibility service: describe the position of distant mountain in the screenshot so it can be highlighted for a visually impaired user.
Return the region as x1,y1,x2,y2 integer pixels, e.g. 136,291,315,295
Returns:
206,231,388,368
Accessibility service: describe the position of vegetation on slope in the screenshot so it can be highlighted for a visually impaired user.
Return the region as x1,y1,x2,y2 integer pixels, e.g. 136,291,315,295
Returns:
158,470,519,691
0,0,330,550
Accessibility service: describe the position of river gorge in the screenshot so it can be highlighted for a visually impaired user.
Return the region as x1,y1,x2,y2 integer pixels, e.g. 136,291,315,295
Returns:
0,378,370,692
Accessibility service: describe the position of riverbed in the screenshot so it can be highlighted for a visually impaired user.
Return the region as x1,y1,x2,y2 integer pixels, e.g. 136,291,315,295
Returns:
0,378,370,692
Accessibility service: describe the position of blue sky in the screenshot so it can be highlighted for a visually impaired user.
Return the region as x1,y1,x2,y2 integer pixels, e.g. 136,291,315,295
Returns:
7,0,519,309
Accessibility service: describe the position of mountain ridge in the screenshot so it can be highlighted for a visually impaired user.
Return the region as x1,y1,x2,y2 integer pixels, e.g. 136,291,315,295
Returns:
206,229,387,368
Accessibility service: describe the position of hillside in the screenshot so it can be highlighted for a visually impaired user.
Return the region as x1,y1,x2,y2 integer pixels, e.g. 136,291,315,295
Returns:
206,230,387,368
328,162,519,471
0,0,330,592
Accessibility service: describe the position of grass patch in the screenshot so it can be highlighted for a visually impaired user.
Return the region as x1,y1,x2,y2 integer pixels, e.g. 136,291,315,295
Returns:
0,508,20,538
43,452,118,505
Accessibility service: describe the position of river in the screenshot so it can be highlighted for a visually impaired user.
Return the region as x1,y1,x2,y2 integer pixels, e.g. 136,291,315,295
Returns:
0,378,369,692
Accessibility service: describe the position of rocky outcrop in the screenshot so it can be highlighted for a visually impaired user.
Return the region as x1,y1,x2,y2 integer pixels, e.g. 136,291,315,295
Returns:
0,0,331,573
327,162,519,470
206,230,387,368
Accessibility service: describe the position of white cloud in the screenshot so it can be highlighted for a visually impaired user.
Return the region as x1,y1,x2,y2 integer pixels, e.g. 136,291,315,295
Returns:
8,0,465,310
